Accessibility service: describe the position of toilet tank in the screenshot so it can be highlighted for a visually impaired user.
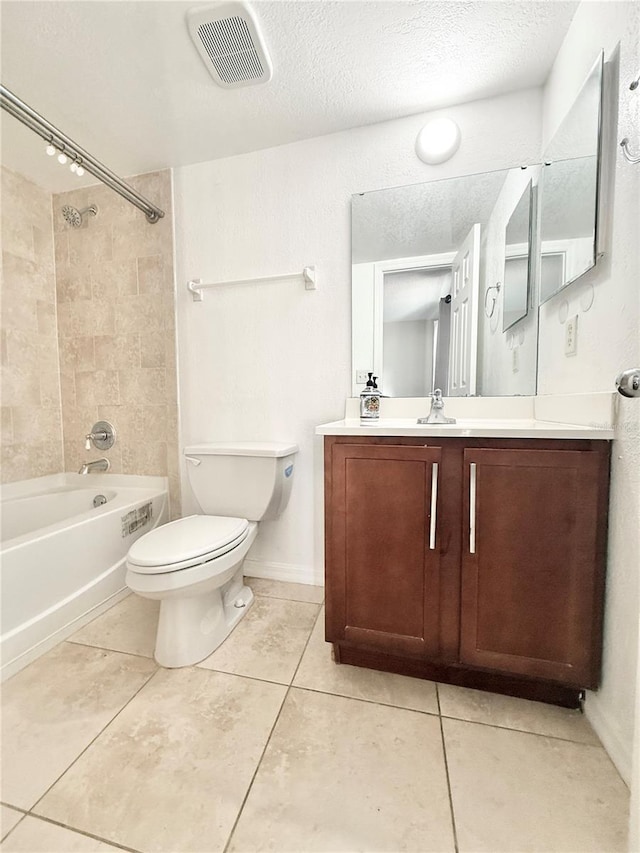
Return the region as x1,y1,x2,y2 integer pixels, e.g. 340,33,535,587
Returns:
184,442,298,521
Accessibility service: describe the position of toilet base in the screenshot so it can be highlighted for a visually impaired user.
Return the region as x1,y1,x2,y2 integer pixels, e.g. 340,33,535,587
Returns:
154,580,254,668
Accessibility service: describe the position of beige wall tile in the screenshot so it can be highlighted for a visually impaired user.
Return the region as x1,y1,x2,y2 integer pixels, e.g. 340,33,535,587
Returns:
3,252,52,301
57,300,115,338
122,441,168,476
114,294,165,335
39,369,62,409
67,223,113,266
1,287,39,334
137,255,167,295
11,407,63,445
94,334,140,369
56,265,92,303
91,259,138,298
36,300,57,337
1,406,14,444
59,371,76,408
75,370,120,406
139,332,166,367
59,337,95,371
1,365,41,407
118,368,166,404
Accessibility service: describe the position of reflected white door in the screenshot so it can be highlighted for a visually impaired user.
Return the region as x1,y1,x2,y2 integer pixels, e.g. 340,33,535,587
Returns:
448,223,481,396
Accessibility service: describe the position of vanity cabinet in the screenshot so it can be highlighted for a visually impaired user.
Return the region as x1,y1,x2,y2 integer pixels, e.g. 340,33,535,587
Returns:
324,436,610,706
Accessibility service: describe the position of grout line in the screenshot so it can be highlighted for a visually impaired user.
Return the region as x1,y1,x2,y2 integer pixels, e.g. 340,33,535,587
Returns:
28,667,160,817
16,812,144,853
64,639,155,662
289,683,440,718
0,805,27,845
221,602,321,853
440,712,605,747
250,591,325,606
437,685,460,853
194,666,290,689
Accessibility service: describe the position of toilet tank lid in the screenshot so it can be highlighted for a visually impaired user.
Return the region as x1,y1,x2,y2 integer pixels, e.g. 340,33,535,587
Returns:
184,442,299,458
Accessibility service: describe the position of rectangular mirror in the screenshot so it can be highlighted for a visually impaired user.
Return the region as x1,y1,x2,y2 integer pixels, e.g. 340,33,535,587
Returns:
352,166,539,397
539,52,604,303
503,180,533,332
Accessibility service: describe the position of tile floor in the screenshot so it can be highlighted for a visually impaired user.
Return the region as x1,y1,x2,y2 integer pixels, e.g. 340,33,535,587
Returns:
1,579,630,853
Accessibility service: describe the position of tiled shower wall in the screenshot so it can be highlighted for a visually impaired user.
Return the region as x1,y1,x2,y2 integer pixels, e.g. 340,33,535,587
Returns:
53,170,181,516
1,167,64,481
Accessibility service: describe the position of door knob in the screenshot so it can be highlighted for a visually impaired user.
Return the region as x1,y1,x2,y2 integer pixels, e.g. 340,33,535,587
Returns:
616,368,640,398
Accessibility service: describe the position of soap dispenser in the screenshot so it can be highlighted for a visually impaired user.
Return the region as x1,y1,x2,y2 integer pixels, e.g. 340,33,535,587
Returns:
360,373,381,423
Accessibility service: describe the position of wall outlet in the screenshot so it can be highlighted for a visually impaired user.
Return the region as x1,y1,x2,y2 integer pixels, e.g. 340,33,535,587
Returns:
355,370,370,384
565,314,578,356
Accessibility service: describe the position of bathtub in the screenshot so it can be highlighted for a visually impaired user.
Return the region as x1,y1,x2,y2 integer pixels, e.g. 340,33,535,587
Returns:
0,473,169,681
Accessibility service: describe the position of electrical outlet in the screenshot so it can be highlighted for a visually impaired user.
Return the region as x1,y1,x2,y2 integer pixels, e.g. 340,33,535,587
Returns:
356,370,370,384
565,315,578,356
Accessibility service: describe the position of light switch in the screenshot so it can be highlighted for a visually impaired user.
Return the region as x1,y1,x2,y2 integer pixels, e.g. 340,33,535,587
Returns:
565,315,578,356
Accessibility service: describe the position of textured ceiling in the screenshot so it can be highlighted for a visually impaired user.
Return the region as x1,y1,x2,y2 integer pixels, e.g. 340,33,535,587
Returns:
0,0,578,190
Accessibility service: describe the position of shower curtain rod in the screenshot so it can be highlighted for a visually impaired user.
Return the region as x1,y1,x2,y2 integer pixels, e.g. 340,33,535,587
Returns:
0,85,165,224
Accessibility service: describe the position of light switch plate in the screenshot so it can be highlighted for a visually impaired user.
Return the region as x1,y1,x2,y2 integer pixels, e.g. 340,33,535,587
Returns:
565,315,578,356
356,370,370,384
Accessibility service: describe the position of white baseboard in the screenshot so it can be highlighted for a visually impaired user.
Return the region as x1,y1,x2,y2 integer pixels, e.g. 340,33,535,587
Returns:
584,691,632,786
244,558,323,587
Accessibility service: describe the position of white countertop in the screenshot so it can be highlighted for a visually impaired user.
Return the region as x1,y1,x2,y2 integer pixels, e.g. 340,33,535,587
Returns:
315,418,614,440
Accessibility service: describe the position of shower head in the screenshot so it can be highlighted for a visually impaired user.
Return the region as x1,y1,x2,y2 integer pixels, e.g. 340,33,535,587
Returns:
61,204,98,228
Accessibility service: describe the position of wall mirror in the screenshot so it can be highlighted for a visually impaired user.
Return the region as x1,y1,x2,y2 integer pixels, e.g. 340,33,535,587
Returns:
503,180,533,332
352,166,539,398
539,52,604,304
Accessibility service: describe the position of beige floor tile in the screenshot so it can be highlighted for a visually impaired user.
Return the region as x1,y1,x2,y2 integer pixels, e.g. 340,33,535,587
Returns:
1,816,119,851
197,595,319,684
443,717,629,852
1,644,156,810
0,806,24,841
69,593,159,658
438,683,601,744
36,668,286,853
294,610,439,714
228,688,454,852
246,576,324,604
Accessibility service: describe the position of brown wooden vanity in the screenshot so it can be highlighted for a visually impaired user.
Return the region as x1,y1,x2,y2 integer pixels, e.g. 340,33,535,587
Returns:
323,435,611,708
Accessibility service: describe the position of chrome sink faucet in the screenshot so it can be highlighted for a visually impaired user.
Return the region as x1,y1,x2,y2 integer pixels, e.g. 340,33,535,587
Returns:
417,389,457,425
78,458,111,475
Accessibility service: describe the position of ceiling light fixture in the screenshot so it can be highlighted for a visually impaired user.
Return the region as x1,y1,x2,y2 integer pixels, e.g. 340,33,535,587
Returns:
415,118,461,165
57,152,68,165
45,143,55,156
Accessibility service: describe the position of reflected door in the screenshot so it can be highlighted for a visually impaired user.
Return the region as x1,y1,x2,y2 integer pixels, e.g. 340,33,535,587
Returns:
448,224,481,396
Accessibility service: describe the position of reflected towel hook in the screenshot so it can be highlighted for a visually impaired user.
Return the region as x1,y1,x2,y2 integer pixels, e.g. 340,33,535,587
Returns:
620,138,640,164
484,282,501,318
619,70,640,164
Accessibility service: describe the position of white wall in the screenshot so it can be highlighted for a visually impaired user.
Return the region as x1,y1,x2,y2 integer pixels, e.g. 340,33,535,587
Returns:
383,320,432,397
540,0,640,799
173,88,542,585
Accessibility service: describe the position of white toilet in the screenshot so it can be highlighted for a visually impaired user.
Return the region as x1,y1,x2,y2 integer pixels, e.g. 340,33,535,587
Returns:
125,441,298,667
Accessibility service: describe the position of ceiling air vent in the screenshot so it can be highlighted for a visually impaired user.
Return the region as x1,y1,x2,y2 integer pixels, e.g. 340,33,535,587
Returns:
187,2,272,89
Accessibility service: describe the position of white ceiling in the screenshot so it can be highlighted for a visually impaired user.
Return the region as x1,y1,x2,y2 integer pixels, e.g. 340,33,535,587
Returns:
0,0,578,191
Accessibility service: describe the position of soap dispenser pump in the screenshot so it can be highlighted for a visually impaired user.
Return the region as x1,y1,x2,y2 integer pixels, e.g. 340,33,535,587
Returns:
360,373,381,423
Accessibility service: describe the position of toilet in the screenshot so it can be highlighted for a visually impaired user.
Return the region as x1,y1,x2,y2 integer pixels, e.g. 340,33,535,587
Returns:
125,441,298,668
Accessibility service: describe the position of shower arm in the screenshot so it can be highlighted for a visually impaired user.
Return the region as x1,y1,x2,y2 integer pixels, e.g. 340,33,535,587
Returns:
0,84,165,224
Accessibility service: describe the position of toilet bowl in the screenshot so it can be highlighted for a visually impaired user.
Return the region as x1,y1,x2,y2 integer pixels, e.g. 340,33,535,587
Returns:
125,441,298,667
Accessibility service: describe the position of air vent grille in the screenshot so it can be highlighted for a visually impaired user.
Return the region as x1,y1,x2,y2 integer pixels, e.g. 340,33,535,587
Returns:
198,17,264,84
187,3,272,89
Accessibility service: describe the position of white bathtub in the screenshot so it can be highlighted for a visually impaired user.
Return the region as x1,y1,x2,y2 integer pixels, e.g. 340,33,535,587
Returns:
0,473,169,681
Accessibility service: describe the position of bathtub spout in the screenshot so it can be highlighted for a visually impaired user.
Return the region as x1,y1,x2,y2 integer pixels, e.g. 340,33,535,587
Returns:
78,458,110,475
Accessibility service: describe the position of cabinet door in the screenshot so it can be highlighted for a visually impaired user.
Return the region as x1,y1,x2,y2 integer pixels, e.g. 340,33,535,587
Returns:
460,448,606,686
327,443,442,657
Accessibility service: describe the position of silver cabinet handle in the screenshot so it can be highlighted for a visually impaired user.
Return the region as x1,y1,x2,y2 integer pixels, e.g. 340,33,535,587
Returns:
429,462,438,550
469,462,477,554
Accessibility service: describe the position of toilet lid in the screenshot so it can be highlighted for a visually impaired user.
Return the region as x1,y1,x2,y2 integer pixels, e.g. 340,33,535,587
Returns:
127,515,249,569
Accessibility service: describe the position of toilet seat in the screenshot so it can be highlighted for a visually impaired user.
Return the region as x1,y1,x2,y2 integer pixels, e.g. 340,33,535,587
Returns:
127,514,250,574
